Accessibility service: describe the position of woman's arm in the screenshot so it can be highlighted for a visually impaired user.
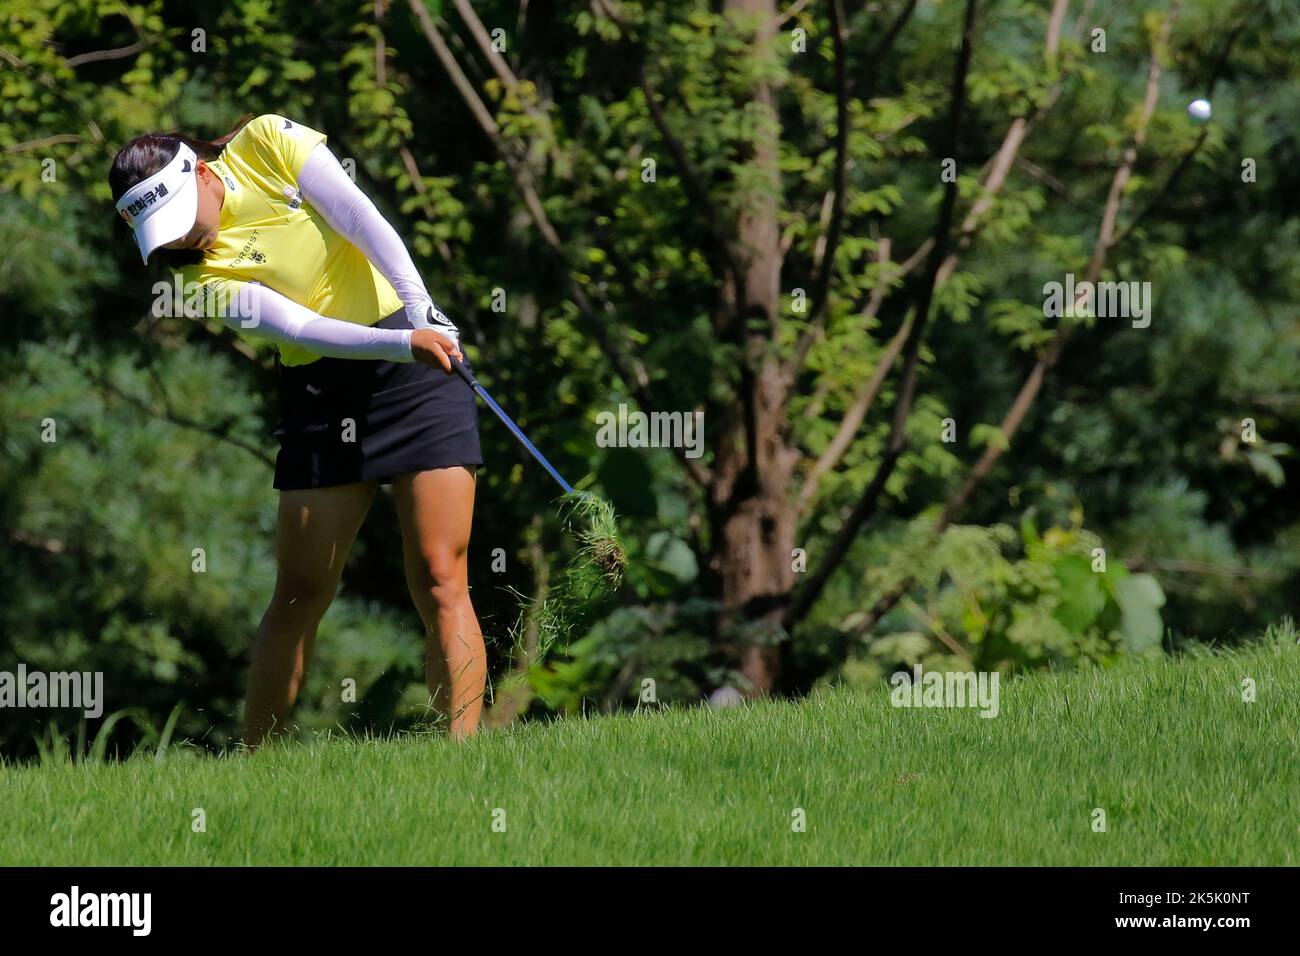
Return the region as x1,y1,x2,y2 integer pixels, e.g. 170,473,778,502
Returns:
224,281,458,368
297,142,459,345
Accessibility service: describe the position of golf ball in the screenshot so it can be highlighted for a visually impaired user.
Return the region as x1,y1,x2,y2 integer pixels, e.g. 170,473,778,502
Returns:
1187,99,1212,123
708,687,744,709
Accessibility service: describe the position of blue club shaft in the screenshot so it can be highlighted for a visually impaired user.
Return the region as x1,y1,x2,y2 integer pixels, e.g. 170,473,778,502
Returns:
449,355,574,495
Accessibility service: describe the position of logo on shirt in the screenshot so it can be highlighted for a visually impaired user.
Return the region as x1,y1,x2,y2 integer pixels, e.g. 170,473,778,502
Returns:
209,159,237,193
232,229,266,268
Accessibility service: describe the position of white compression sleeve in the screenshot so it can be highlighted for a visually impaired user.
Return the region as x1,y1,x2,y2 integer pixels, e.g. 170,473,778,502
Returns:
297,141,460,345
224,281,414,362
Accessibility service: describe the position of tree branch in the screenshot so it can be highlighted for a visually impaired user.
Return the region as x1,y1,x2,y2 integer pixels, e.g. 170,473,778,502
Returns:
405,0,711,489
852,1,1185,639
1110,11,1253,250
638,66,747,308
0,46,105,149
774,0,812,29
784,0,981,632
798,306,911,509
792,0,1072,386
592,0,748,316
63,41,144,68
940,0,1178,531
1126,558,1284,580
803,0,849,335
371,2,458,268
70,357,275,469
453,0,521,89
451,0,563,170
785,0,917,383
3,133,85,153
850,0,920,102
786,0,1077,628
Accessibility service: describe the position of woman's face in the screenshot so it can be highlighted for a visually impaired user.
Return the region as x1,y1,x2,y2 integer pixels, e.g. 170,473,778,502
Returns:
161,161,224,252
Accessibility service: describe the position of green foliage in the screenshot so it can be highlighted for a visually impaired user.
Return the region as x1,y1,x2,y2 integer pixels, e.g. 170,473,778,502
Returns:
529,599,723,713
1,0,1297,758
846,513,1167,679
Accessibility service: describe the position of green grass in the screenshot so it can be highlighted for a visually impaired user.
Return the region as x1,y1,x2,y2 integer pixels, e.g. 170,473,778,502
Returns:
2,636,1297,865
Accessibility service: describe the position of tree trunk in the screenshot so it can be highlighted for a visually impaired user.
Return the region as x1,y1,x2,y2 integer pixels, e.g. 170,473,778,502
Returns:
711,372,799,696
711,0,794,696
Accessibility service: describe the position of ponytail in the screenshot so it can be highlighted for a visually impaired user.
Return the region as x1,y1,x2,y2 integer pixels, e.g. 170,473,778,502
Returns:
166,114,254,163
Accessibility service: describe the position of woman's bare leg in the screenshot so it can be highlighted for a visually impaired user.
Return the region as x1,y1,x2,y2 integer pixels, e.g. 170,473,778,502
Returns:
242,481,377,747
393,466,485,740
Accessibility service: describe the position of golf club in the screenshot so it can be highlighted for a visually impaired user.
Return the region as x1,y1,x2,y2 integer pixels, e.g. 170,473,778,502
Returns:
448,354,573,495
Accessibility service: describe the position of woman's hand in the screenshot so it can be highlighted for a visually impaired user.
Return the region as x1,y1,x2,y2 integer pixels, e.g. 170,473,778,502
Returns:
410,328,463,373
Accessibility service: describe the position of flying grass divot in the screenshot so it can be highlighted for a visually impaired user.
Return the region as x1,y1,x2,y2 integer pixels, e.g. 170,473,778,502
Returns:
502,490,626,668
560,490,626,592
528,491,626,658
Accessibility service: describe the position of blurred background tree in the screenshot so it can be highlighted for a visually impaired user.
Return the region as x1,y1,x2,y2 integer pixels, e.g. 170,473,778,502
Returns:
1,0,1297,759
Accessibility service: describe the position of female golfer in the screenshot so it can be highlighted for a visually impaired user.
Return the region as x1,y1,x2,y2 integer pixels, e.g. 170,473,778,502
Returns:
109,114,485,742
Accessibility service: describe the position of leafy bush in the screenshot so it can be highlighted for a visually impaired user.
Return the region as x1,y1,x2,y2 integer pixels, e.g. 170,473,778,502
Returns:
837,513,1167,686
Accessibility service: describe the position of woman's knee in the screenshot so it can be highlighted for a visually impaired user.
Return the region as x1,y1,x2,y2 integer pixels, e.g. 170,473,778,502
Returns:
411,546,469,611
268,570,338,621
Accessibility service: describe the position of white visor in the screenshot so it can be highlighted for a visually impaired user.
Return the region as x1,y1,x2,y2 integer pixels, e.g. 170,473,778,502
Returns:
115,143,200,263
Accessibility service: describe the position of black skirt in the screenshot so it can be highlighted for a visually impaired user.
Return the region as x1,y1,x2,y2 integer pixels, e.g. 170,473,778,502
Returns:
271,312,483,490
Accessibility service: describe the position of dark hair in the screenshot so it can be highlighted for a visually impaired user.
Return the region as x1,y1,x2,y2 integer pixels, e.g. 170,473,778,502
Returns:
108,115,252,268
